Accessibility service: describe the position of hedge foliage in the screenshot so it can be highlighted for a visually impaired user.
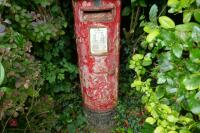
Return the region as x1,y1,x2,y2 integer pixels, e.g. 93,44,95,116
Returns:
0,0,200,133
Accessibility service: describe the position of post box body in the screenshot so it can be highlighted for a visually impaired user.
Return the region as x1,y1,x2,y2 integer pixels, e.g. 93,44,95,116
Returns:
73,0,121,112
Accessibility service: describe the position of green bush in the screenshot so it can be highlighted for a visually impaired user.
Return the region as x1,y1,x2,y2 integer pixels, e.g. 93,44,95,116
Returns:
130,0,200,132
0,0,81,132
0,0,199,132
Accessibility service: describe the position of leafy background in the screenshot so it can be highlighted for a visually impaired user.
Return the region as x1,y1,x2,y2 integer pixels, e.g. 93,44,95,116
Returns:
0,0,200,133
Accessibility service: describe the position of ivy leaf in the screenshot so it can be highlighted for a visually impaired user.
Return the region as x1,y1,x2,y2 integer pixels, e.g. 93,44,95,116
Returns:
194,12,200,23
0,62,5,86
122,7,131,16
149,4,158,24
183,11,192,23
159,16,175,29
192,26,200,43
172,43,183,58
183,74,200,90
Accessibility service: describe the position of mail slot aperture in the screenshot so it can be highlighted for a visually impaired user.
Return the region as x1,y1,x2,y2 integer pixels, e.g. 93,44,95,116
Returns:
81,8,114,22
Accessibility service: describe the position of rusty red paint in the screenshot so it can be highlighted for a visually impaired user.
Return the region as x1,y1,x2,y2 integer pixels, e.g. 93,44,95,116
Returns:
72,0,121,112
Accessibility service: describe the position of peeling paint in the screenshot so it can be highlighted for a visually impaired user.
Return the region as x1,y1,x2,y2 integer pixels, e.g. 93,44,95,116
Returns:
72,0,121,112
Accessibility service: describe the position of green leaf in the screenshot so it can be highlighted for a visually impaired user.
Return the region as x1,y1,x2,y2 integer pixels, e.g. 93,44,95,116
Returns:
166,87,177,94
169,131,178,133
192,26,200,43
196,0,200,7
186,60,200,72
180,0,195,8
180,129,191,133
160,60,173,72
131,0,137,4
76,114,86,126
137,0,146,7
172,43,183,58
143,23,157,33
183,74,200,90
0,62,5,86
160,104,172,113
149,4,158,24
27,89,39,97
132,54,144,60
33,0,53,7
14,33,25,48
190,49,200,63
0,24,6,33
195,91,200,100
159,16,175,29
159,29,176,43
176,22,200,32
179,116,193,124
142,57,152,66
188,95,200,114
0,87,12,94
156,86,165,99
154,126,165,133
141,123,154,133
168,0,179,7
146,29,160,42
183,11,192,23
131,79,142,88
157,74,166,84
194,12,200,23
167,115,179,123
145,117,156,125
122,7,131,16
67,123,76,133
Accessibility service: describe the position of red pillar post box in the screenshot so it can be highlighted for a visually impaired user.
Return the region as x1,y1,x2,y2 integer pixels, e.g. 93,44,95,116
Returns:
72,0,121,128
